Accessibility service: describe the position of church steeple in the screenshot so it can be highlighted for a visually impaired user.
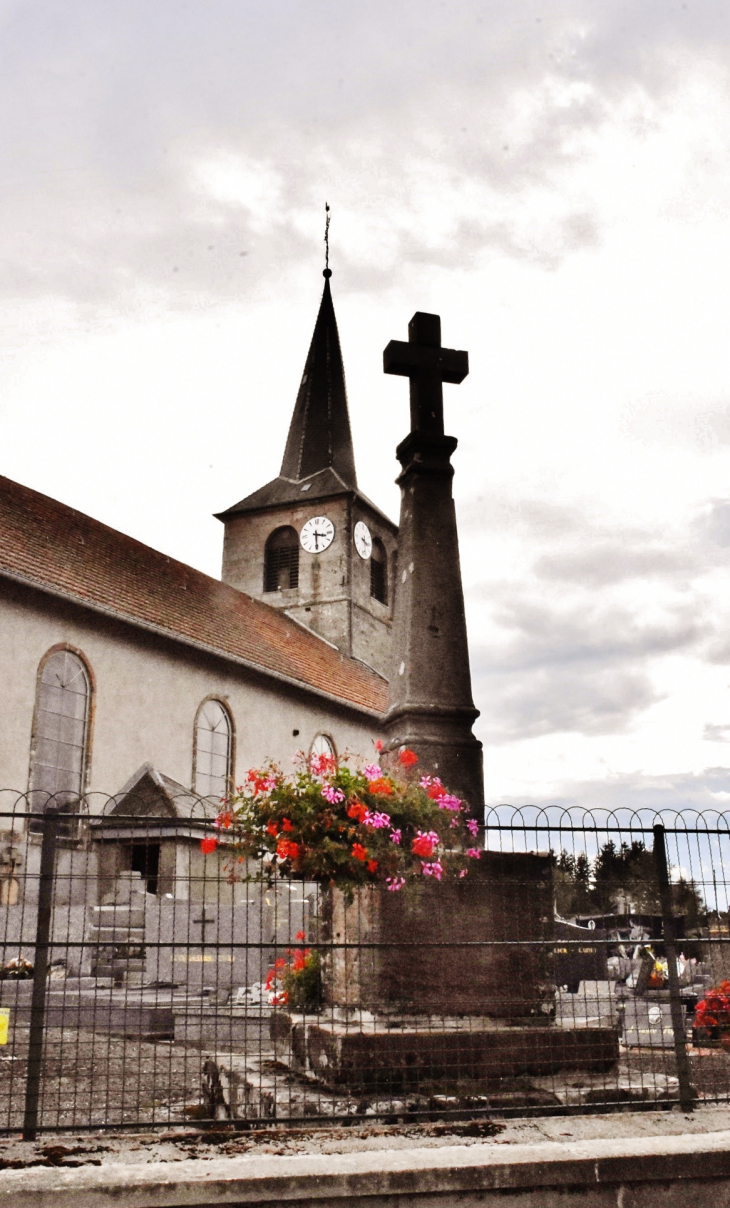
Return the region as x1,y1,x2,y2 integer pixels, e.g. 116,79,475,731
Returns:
279,273,357,487
216,257,398,680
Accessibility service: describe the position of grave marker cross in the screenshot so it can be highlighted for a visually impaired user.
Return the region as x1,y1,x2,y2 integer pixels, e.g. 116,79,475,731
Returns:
383,312,468,437
193,907,217,941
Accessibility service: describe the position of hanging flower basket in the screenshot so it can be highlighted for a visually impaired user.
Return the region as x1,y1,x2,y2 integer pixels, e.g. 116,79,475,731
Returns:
200,746,481,900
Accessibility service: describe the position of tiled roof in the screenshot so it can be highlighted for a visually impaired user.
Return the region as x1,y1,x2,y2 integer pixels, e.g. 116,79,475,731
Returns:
216,465,398,532
0,475,388,716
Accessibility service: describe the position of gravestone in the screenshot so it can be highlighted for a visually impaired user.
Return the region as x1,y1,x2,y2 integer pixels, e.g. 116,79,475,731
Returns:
144,881,312,990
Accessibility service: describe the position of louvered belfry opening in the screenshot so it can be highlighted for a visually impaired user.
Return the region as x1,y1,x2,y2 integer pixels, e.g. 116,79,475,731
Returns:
370,537,387,604
264,525,300,592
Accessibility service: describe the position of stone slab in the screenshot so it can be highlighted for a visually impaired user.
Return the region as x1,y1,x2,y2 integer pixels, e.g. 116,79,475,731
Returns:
174,1007,273,1049
293,1020,619,1092
0,984,191,1035
3,1129,730,1208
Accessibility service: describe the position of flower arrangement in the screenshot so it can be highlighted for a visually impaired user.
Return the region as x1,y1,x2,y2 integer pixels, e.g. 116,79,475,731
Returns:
265,931,322,1012
695,981,730,1032
200,745,481,897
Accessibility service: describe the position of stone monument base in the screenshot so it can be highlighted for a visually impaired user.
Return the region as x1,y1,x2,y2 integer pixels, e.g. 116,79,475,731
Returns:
283,1014,619,1094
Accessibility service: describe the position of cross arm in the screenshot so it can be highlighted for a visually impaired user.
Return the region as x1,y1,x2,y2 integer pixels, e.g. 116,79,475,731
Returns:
383,341,469,384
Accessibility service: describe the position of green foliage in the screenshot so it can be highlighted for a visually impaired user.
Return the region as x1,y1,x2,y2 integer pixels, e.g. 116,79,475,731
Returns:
553,840,704,921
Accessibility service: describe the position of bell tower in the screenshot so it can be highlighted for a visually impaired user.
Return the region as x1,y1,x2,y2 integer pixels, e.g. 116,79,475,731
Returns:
216,270,397,680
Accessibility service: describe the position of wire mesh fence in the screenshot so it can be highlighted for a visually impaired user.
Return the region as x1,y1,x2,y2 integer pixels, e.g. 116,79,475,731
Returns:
2,792,730,1134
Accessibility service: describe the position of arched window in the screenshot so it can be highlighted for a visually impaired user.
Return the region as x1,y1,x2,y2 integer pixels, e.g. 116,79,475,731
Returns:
370,538,388,605
194,699,233,799
29,649,91,819
310,732,336,762
264,526,299,593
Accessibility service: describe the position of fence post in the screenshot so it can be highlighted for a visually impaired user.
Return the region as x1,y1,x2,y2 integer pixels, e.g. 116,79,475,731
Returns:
652,823,695,1112
22,807,59,1141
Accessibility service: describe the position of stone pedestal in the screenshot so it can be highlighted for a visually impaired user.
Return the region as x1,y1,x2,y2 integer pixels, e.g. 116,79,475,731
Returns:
285,853,620,1092
322,852,555,1020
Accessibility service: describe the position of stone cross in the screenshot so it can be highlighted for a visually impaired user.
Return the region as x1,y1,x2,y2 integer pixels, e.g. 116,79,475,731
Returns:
383,312,468,437
381,311,483,815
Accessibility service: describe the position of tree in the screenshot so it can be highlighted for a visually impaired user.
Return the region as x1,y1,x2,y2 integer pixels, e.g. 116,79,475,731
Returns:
553,840,704,923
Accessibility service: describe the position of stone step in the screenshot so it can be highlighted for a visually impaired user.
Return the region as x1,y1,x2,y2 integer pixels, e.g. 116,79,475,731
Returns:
112,958,145,972
88,928,145,942
91,907,145,927
124,972,147,987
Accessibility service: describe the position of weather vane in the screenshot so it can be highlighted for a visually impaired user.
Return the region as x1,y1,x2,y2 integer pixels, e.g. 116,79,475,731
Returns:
324,202,331,278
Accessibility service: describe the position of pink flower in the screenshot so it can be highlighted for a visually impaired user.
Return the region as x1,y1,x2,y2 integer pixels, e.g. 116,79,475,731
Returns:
459,868,468,878
421,860,444,880
386,876,406,892
322,785,345,804
364,763,382,780
363,810,391,829
420,775,443,790
438,794,462,812
466,848,481,859
390,828,402,845
466,818,479,837
449,817,459,828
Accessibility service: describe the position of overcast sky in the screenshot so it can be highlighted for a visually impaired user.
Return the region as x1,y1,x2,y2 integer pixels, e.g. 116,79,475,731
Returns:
3,0,730,814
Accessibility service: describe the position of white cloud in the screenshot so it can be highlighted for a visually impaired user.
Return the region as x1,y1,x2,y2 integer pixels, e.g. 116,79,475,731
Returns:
3,0,730,812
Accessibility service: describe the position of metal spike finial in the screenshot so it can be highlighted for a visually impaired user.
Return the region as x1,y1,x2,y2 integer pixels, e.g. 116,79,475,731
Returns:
323,202,332,279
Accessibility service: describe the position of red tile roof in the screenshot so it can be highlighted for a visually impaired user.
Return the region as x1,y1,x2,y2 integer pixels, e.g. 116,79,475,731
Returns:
0,475,388,716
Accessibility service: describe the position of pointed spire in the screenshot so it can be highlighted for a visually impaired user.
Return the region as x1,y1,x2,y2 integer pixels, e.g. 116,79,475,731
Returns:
279,271,358,488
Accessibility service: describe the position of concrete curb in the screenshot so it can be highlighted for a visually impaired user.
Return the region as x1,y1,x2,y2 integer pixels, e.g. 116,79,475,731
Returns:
2,1130,730,1207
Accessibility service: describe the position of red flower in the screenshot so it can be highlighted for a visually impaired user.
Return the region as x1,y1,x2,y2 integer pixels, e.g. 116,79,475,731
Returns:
374,739,384,752
291,948,310,971
200,837,217,855
295,930,306,941
282,818,294,832
351,842,368,862
368,777,393,796
367,859,378,873
215,811,233,829
412,832,437,858
398,748,418,767
276,838,300,861
266,820,279,837
347,800,367,822
696,981,730,1030
427,783,446,800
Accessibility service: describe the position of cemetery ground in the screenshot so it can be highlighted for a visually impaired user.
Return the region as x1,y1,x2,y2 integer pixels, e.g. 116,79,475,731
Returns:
0,982,729,1139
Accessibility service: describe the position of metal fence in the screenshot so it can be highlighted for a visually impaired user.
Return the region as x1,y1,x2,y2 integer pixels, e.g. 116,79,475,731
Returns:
2,794,730,1135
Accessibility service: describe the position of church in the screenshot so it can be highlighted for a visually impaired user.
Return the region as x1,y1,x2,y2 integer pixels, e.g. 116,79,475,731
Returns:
0,271,397,906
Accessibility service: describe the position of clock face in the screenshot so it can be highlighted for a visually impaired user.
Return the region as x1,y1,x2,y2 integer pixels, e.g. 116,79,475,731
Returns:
354,520,372,560
300,516,335,554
